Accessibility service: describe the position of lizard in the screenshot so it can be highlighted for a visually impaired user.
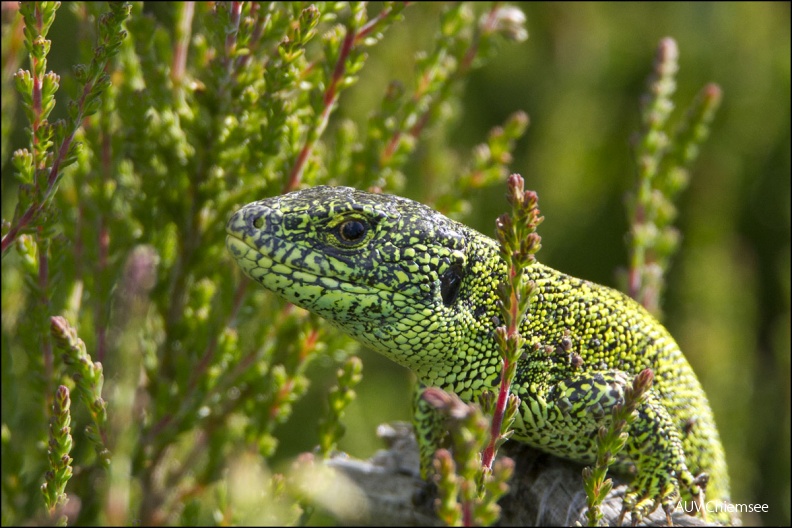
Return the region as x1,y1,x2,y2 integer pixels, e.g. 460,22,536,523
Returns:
225,185,732,525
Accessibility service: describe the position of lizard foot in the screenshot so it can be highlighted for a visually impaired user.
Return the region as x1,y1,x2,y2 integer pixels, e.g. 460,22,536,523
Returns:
619,468,681,526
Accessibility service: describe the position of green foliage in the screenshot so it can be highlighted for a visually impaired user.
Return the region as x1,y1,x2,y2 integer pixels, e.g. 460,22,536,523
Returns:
318,356,363,457
1,2,788,526
5,1,130,254
1,2,529,525
51,315,109,465
624,37,722,316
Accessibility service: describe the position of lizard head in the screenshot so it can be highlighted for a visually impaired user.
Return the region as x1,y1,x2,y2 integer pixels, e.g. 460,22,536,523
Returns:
226,186,499,375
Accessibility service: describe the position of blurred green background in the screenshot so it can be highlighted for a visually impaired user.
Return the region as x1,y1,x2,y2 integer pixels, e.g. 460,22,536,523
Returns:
3,2,789,525
276,3,791,526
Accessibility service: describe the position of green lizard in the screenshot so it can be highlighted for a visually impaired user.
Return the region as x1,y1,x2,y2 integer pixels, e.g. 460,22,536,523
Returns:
226,185,732,524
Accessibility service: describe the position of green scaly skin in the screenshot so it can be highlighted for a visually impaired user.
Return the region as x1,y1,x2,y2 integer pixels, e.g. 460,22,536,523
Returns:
226,186,732,524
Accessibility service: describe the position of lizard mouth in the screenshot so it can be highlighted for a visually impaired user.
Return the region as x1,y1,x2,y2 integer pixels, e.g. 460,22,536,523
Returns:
226,230,418,328
225,232,373,296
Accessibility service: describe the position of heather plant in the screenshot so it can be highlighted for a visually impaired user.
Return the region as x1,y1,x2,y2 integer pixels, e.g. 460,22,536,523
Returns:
3,2,788,527
623,37,722,318
1,2,528,525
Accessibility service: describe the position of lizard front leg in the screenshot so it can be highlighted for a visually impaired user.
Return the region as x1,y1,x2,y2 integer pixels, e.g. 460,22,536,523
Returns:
512,369,705,525
412,383,447,479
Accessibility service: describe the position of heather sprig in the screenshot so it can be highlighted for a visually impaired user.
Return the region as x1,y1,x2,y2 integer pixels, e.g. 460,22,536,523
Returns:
41,385,73,524
481,173,543,472
428,172,541,526
318,356,364,457
626,37,722,315
283,2,408,192
582,369,654,526
50,315,109,466
3,1,131,255
408,175,542,528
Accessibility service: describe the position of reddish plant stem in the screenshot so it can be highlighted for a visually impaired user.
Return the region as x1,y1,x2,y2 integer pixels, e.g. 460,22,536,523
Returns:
482,259,520,470
2,75,99,255
234,2,265,71
354,2,404,44
95,81,112,363
381,2,498,169
283,25,356,193
298,328,319,362
627,203,646,301
462,498,473,527
95,201,110,363
171,1,194,87
225,1,242,65
283,2,405,191
148,280,249,441
481,358,512,469
39,225,53,395
31,65,42,168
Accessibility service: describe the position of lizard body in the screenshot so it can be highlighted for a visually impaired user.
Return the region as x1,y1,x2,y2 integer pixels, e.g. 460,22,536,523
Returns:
226,185,731,523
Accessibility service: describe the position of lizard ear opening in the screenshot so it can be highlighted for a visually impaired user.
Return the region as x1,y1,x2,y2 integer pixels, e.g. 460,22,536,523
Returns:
440,263,464,306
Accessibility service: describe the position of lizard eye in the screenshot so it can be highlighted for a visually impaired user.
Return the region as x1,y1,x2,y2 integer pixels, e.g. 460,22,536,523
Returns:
334,218,369,245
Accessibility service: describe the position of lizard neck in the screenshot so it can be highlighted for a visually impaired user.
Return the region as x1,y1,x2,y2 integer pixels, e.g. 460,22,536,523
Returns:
350,232,507,399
